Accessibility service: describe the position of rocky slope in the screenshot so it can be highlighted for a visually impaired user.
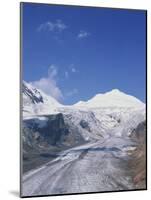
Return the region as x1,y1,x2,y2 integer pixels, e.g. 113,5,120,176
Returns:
128,121,146,189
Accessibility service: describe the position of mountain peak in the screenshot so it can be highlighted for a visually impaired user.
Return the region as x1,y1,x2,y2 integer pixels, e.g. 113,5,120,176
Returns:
74,89,144,109
108,89,121,94
94,89,122,98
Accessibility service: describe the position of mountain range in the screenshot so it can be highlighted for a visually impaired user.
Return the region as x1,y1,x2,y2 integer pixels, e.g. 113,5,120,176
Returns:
23,81,145,117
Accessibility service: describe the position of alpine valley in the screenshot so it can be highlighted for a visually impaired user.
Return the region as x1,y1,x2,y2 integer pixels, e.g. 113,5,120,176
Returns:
22,81,146,196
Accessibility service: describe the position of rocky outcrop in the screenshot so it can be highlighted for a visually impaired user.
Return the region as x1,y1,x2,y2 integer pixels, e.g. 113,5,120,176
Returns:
22,113,86,173
128,121,146,189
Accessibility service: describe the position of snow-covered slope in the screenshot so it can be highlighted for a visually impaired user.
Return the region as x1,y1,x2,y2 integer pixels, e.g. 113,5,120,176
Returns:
22,81,145,140
23,81,62,118
74,89,145,109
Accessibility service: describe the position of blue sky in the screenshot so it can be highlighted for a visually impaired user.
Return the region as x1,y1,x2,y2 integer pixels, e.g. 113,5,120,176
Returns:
22,3,146,105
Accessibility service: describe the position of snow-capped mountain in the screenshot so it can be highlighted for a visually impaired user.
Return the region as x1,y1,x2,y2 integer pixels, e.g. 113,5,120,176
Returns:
72,89,145,138
22,81,145,146
23,82,145,118
74,89,145,109
23,81,62,118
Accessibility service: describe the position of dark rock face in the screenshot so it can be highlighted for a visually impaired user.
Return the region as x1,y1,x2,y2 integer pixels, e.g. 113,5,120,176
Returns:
80,120,91,132
130,121,146,143
23,82,44,104
23,113,70,149
22,113,86,173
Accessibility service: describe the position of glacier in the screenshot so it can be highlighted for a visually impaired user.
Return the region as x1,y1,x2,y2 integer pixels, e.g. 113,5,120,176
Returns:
21,81,146,196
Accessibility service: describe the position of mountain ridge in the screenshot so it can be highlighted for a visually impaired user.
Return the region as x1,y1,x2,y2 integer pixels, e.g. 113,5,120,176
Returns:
74,89,144,109
23,81,145,115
